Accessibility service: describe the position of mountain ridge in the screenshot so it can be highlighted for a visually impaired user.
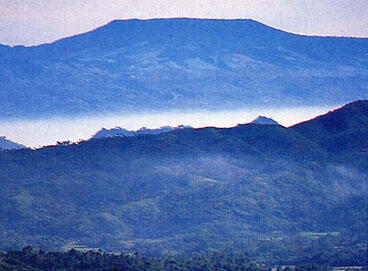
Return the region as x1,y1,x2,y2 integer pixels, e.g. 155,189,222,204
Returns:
2,18,368,49
0,18,367,119
0,101,366,261
0,136,25,150
92,125,188,139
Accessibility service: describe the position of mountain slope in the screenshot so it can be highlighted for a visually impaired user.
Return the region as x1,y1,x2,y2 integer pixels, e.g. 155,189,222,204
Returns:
0,136,25,150
250,116,279,125
290,100,368,161
291,100,368,138
1,19,367,119
0,101,366,263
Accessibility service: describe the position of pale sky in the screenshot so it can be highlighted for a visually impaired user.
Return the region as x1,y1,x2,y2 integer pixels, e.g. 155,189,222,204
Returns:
0,0,368,46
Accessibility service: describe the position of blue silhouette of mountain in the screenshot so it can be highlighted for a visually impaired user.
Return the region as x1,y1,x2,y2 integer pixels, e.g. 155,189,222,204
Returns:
92,125,188,139
0,136,25,150
250,116,279,125
0,19,367,119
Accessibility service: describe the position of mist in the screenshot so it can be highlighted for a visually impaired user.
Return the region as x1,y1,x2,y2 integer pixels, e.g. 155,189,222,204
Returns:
0,106,333,148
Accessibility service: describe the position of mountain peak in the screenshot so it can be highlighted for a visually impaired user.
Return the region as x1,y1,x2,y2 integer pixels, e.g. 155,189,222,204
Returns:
250,116,279,125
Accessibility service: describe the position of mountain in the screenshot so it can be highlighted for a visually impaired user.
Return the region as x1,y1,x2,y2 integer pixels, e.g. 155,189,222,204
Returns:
0,101,366,265
0,19,367,119
250,116,279,125
290,100,368,157
0,136,25,150
92,125,188,139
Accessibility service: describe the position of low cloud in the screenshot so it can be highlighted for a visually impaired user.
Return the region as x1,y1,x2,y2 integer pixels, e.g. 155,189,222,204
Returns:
0,106,332,147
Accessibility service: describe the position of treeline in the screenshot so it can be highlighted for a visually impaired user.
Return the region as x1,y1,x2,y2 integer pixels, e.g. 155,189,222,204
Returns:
0,247,263,271
0,246,336,271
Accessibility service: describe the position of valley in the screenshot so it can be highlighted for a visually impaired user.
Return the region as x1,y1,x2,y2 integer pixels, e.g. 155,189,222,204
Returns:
0,101,366,265
1,18,367,268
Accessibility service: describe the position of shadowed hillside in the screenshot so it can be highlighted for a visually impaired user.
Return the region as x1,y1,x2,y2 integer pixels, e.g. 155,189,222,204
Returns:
0,101,367,264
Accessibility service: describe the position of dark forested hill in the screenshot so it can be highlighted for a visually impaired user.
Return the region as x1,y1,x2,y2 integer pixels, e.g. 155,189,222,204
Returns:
290,100,368,141
290,100,368,165
1,19,367,119
0,101,367,264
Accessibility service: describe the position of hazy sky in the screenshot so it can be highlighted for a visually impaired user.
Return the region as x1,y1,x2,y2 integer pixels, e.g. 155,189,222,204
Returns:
1,0,368,46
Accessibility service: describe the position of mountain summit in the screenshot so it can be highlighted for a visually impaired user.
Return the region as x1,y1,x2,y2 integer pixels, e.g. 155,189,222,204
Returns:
250,116,279,125
0,19,367,119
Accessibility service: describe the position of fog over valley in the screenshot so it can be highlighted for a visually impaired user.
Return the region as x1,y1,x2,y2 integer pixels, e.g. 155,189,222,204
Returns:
0,106,333,147
1,15,367,269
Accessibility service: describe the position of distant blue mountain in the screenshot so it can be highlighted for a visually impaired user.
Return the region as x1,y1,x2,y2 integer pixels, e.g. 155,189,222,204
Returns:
0,136,25,150
1,18,367,119
250,116,279,125
92,125,188,139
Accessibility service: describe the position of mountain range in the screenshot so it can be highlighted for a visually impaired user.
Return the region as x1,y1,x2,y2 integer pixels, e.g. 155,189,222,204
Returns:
92,118,278,139
92,125,189,139
0,100,366,265
1,19,367,119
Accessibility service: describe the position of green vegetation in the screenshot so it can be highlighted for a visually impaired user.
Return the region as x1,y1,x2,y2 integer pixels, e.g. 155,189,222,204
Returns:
2,247,357,271
0,247,266,271
0,101,367,265
1,247,365,271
